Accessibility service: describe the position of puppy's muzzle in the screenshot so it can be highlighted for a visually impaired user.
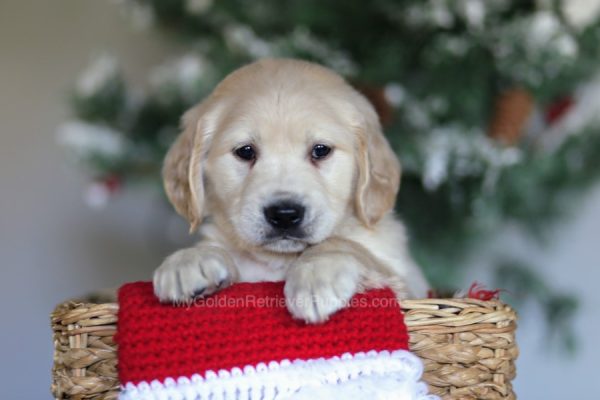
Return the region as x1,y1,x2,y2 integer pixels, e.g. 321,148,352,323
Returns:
264,201,305,231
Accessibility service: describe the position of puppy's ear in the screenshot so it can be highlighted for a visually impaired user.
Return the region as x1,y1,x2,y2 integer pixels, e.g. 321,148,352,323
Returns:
354,97,401,228
163,104,211,232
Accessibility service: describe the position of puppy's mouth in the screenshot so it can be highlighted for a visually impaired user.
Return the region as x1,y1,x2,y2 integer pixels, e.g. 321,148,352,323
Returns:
261,231,309,253
265,228,307,241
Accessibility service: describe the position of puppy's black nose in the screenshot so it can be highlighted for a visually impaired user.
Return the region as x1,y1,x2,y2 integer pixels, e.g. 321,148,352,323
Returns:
264,202,305,229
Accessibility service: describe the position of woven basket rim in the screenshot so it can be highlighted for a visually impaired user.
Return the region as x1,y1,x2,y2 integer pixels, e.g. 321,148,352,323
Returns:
51,296,518,400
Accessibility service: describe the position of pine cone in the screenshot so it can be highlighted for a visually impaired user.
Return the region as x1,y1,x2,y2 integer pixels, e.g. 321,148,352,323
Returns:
488,87,534,145
354,84,394,127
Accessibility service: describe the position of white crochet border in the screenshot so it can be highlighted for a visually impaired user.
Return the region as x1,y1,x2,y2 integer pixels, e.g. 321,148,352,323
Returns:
119,349,439,400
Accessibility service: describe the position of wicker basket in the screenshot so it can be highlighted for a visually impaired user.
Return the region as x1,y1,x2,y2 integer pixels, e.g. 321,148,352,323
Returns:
51,297,518,400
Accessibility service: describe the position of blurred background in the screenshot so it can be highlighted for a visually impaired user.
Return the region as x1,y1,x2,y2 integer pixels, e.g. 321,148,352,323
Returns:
1,0,599,398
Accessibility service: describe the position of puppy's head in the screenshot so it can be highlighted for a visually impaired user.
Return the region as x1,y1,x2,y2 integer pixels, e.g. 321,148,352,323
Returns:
163,59,400,253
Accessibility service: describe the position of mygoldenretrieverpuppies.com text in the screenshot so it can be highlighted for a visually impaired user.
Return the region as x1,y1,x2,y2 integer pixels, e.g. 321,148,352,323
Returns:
172,295,401,310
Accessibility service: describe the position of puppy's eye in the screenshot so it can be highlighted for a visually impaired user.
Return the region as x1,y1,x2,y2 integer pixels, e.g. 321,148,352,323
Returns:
234,145,256,161
311,144,332,160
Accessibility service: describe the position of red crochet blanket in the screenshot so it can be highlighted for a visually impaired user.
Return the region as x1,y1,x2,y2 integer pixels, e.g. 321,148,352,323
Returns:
116,281,435,400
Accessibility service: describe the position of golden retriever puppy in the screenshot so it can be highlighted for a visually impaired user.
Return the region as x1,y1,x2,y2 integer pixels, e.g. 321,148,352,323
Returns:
153,58,429,322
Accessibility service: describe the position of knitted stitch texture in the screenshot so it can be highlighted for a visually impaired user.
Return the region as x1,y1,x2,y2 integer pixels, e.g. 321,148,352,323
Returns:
116,281,410,386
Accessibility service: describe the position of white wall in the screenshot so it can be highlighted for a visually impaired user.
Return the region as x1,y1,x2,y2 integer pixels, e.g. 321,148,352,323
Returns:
0,1,598,398
465,183,600,398
0,1,178,398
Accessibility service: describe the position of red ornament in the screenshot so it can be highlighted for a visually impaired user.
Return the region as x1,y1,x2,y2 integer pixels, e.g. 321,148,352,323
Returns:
467,282,503,301
102,174,121,194
545,95,575,125
85,175,122,209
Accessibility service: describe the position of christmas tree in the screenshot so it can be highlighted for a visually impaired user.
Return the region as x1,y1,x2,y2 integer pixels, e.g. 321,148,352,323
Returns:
59,0,600,349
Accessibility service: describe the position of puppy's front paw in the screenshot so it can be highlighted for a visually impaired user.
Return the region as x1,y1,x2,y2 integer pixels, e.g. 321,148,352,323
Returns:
153,247,233,303
284,254,361,323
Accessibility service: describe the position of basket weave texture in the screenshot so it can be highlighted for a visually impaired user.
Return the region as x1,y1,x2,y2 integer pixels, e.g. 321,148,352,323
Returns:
51,297,517,400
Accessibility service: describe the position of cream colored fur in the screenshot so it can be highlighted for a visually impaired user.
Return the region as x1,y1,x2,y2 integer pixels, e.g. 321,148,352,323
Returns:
153,58,429,323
